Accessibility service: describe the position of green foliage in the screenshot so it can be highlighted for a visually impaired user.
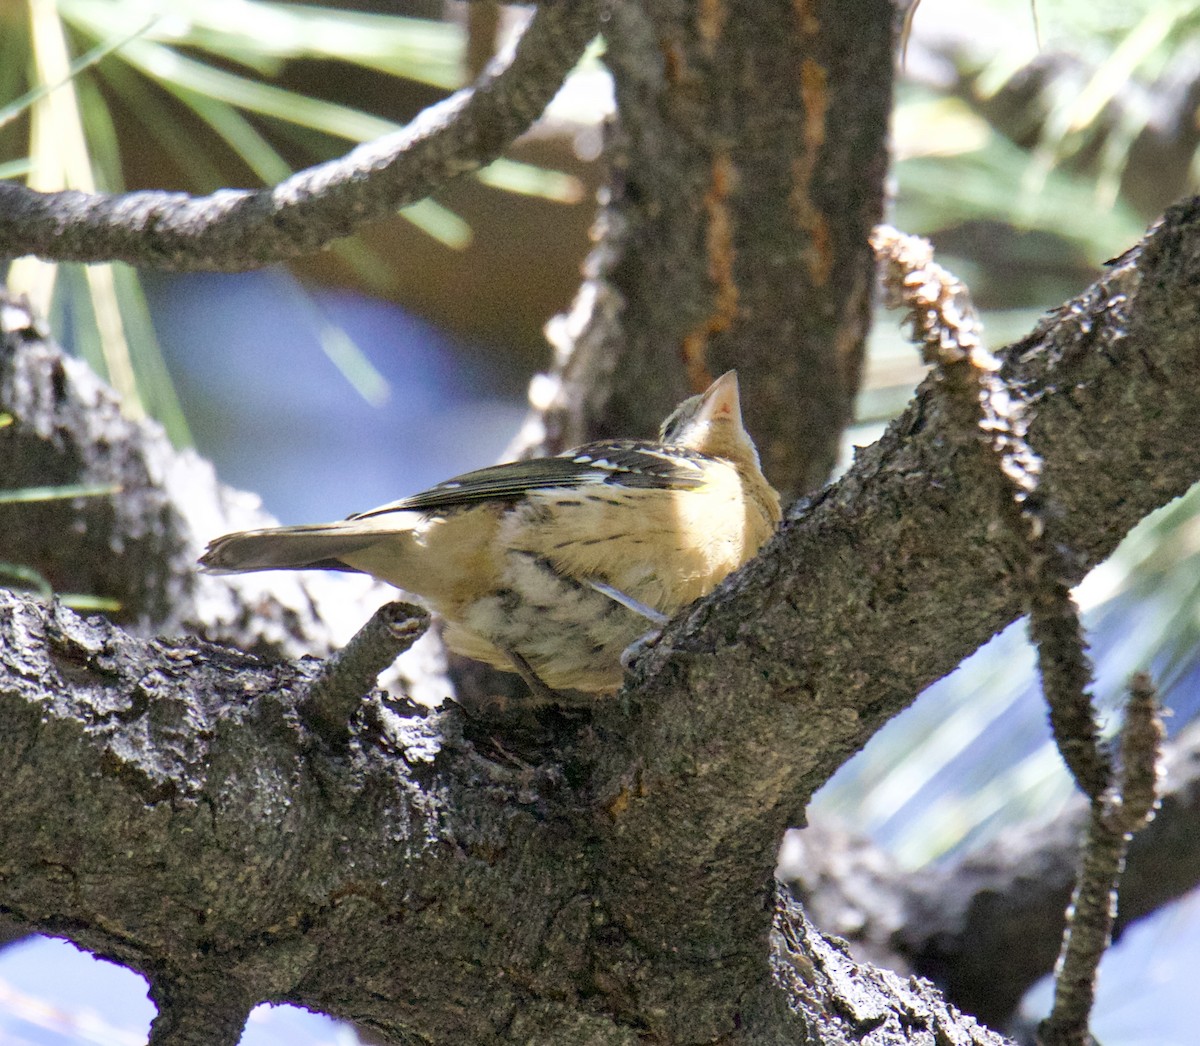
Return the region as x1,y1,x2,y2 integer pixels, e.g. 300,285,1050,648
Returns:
0,481,121,503
894,89,1146,267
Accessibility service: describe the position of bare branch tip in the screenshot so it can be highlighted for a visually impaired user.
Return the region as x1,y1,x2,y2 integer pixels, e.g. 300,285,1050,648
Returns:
299,601,430,745
1039,676,1164,1046
1113,672,1164,831
870,224,983,368
874,230,1115,806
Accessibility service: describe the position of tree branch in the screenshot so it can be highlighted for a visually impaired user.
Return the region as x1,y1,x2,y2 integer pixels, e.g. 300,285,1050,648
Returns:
0,292,396,661
589,197,1200,985
5,194,1200,1040
783,705,1197,1031
148,978,252,1046
0,591,578,1041
0,587,1016,1045
0,1,601,269
299,601,428,745
772,887,1009,1046
870,225,1162,1044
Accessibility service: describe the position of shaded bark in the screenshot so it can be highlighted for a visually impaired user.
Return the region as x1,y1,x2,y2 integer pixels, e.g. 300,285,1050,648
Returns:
773,889,1006,1046
528,0,892,499
589,199,1200,963
0,589,1004,1045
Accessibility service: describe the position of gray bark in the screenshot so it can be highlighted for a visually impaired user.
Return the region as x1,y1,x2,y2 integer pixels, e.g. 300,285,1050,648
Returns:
0,585,1005,1046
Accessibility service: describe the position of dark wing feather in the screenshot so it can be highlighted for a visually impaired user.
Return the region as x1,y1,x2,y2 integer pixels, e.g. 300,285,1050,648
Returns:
349,441,708,520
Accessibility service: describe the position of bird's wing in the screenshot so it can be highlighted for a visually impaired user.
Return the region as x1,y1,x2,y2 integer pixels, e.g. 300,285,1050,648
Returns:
349,441,708,520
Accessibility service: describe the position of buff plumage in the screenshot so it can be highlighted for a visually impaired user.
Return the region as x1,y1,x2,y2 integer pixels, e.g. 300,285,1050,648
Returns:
201,371,780,694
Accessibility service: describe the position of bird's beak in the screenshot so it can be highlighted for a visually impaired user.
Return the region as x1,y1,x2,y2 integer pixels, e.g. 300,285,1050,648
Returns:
696,370,742,427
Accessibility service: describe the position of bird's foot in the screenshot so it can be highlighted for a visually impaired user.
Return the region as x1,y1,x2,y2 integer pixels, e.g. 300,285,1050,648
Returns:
503,648,565,706
620,628,663,673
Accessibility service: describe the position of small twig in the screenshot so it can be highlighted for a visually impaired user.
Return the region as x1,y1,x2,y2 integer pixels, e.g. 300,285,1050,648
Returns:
1039,675,1162,1046
1026,540,1111,802
0,0,602,268
873,227,1162,1045
1115,673,1163,829
299,601,429,745
871,225,1109,798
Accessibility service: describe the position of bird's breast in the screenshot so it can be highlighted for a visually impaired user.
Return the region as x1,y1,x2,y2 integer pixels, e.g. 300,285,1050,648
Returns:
438,465,779,691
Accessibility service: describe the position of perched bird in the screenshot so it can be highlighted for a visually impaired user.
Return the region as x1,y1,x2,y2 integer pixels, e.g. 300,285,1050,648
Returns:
201,371,781,695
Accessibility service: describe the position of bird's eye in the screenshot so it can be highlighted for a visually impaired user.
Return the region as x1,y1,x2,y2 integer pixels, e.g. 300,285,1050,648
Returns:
658,394,701,442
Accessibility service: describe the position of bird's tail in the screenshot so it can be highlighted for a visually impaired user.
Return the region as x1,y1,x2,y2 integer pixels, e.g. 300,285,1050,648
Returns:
200,521,396,576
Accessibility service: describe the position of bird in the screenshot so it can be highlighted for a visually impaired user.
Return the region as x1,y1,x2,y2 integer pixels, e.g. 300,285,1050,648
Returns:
200,371,781,696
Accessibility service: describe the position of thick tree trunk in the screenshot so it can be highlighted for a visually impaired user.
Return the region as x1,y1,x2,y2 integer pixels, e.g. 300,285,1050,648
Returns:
531,0,892,499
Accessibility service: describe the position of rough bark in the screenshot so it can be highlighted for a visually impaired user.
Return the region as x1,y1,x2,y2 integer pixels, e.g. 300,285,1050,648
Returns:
527,0,892,499
4,197,1200,1041
772,890,1005,1046
0,590,1005,1045
0,294,393,661
586,198,1200,965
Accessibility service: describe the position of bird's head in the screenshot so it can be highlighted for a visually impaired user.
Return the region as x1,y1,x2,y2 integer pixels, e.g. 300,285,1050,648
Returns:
658,370,762,469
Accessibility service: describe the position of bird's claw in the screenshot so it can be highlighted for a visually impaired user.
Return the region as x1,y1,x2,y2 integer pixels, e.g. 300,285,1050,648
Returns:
621,628,663,672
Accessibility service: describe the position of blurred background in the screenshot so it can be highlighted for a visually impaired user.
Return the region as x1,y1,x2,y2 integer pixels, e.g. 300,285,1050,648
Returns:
3,0,1200,1042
